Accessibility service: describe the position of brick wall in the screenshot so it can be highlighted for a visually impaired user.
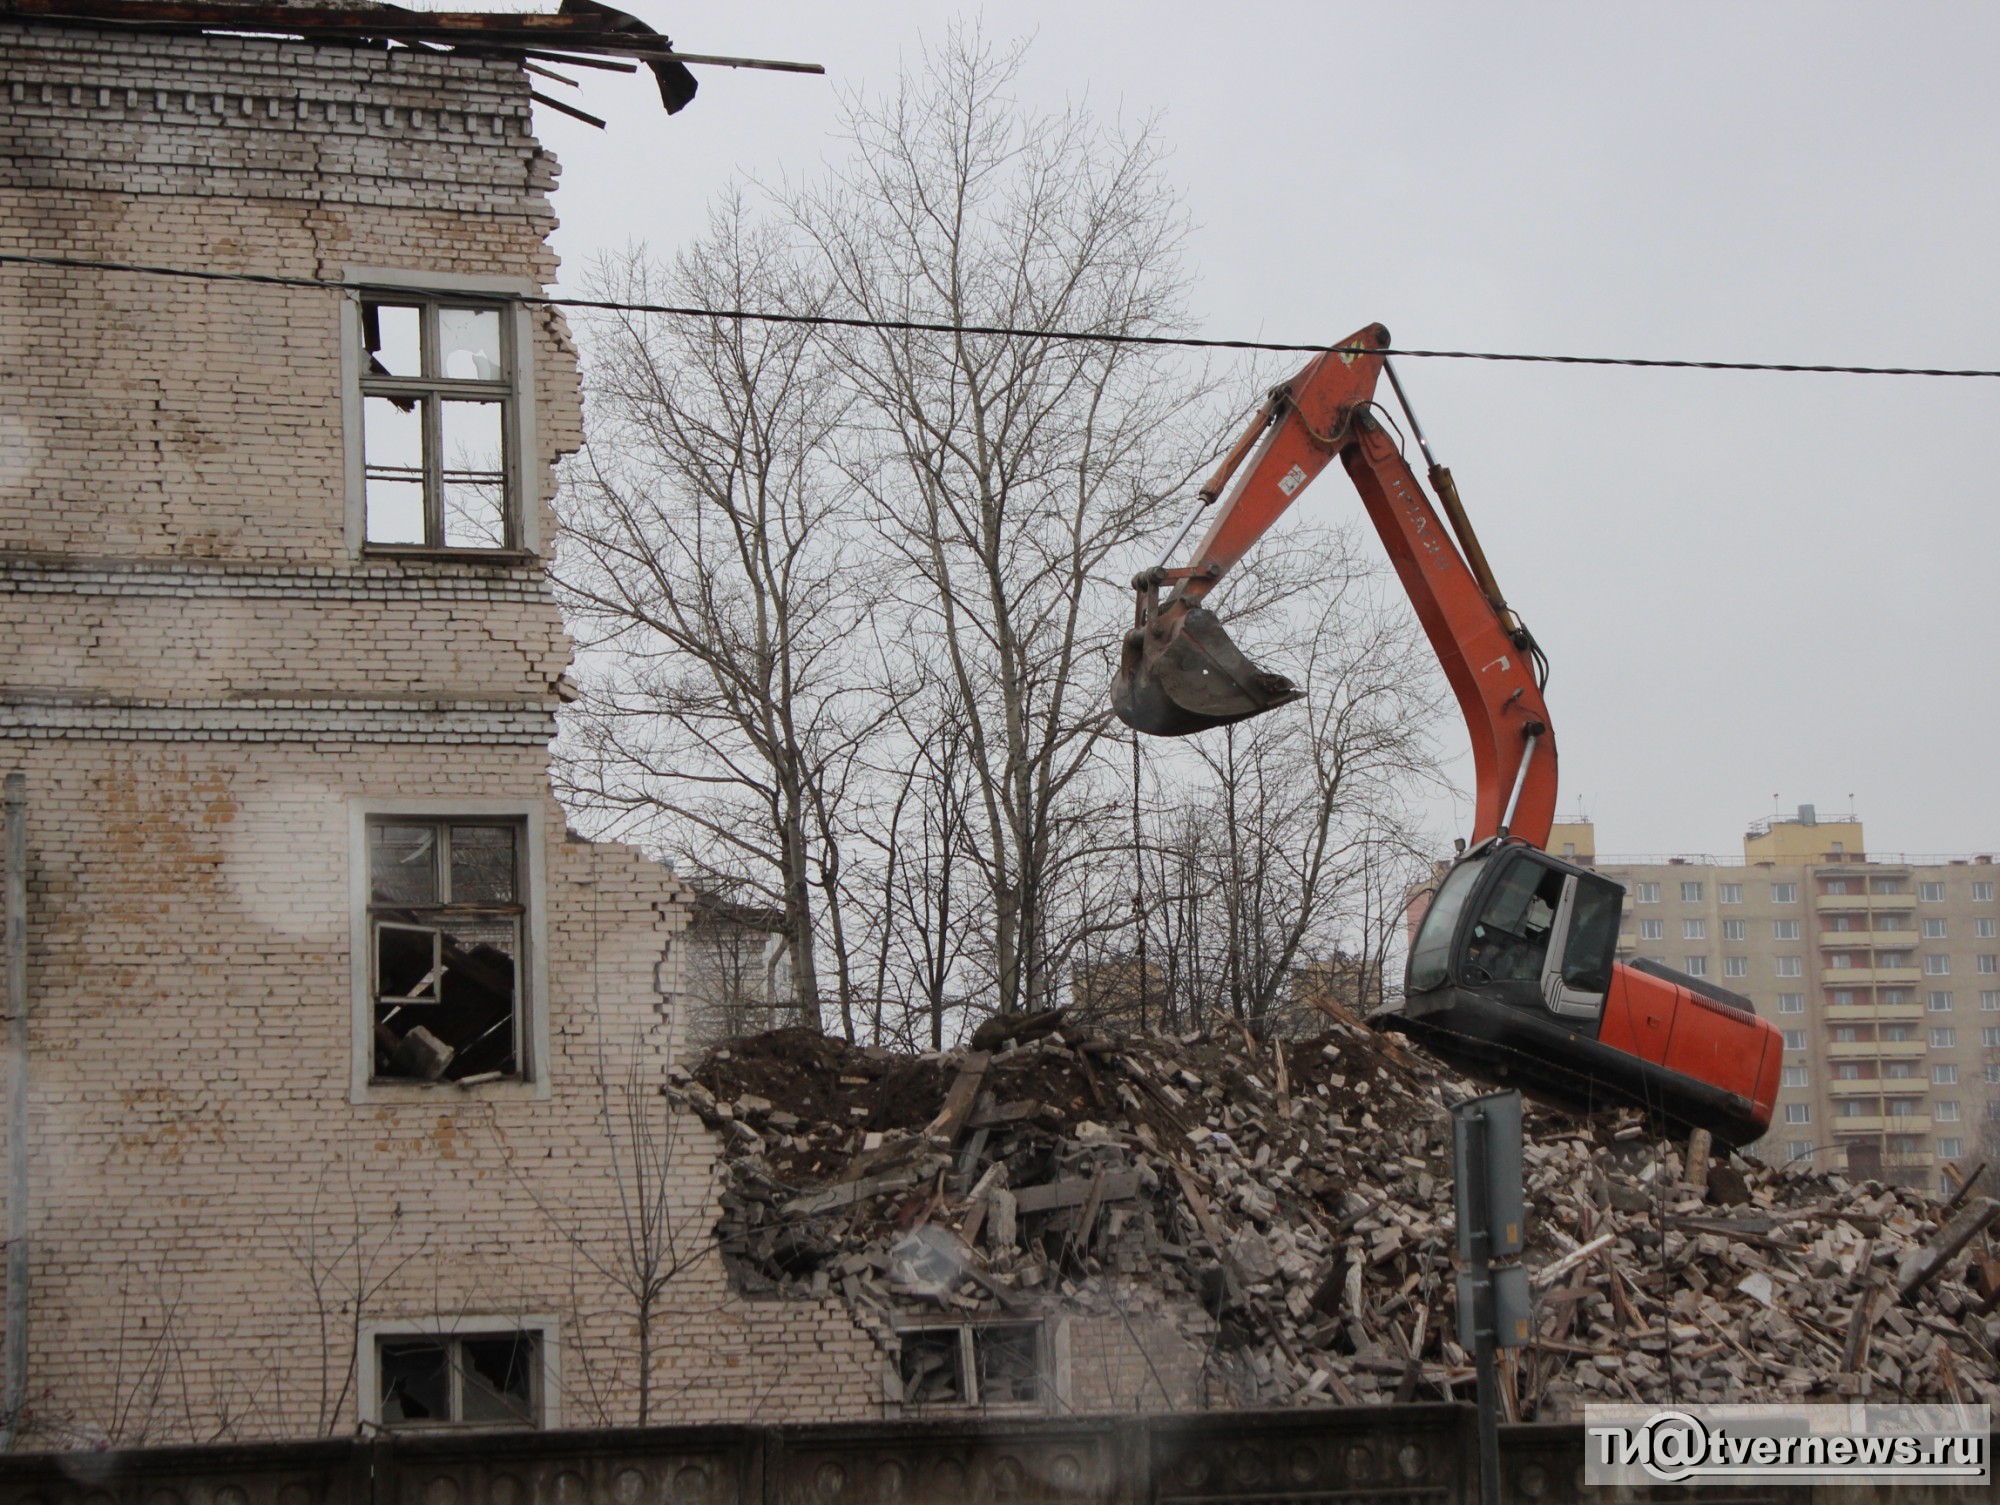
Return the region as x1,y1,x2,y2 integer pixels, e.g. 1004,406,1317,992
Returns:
0,18,897,1448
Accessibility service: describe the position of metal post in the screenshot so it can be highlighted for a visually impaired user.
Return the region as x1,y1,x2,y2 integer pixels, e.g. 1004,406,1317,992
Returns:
2,773,25,1451
1460,1108,1502,1505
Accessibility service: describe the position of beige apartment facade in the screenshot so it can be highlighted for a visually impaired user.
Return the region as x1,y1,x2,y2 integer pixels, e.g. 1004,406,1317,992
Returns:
1553,812,2000,1190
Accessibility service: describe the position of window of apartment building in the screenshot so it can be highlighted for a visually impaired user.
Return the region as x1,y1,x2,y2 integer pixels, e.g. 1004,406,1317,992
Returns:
1923,955,1950,975
1724,957,1748,978
1680,881,1704,903
1984,1028,2000,1048
369,819,525,1084
1882,1024,1915,1041
373,1329,546,1429
1825,915,1854,933
1983,991,2000,1012
1935,1101,1961,1122
1635,882,1661,903
1785,1140,1814,1162
1784,1103,1811,1124
1923,918,1949,939
354,806,546,1100
1988,1094,2000,1113
1885,1061,1917,1079
1981,956,1999,974
1781,1066,1808,1088
1988,1065,2000,1085
1977,918,1998,938
1873,879,1907,896
1933,1064,1958,1085
1833,1026,1861,1043
1889,1097,1923,1115
1928,991,1954,1012
1974,882,1995,902
1835,1098,1870,1117
1638,918,1664,940
1683,956,1709,977
1776,957,1802,978
1930,1028,1957,1049
358,294,522,552
896,1323,1045,1408
1773,919,1801,941
1721,919,1746,941
1783,1029,1807,1050
1719,883,1743,904
1778,994,1805,1014
1772,882,1798,903
1920,882,1947,902
1939,1138,1966,1159
1830,989,1856,1006
1683,918,1706,940
1882,989,1911,1005
1877,951,1911,970
1835,1063,1862,1080
1827,953,1853,970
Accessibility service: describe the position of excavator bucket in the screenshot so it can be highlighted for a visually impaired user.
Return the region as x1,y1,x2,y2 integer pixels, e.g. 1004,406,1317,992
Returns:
1111,605,1303,737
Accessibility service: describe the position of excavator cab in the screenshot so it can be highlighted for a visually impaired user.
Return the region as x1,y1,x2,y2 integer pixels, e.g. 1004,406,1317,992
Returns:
1386,842,1779,1146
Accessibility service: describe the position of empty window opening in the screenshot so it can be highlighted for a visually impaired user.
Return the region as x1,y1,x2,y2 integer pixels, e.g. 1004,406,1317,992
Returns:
361,296,514,551
896,1323,1044,1408
379,1332,540,1429
370,819,524,1083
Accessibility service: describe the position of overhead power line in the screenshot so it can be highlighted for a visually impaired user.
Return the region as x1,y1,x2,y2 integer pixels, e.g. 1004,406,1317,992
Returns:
3,250,1997,379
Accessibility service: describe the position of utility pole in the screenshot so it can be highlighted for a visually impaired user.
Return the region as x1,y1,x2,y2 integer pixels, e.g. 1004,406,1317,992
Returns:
1453,1090,1529,1505
2,773,26,1451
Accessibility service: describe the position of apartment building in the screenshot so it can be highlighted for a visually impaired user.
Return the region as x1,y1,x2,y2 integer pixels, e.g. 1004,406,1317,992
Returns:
1556,811,2000,1191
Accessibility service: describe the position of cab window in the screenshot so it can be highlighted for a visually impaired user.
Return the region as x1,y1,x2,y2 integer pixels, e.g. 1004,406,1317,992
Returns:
1409,855,1488,991
1561,875,1624,994
1468,860,1567,982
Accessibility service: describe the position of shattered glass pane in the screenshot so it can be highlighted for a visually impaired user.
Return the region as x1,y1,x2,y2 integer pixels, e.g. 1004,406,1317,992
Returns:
380,1340,451,1424
451,825,517,904
459,1335,537,1424
371,824,437,905
364,395,428,544
439,307,504,381
364,301,423,378
974,1324,1041,1404
897,1329,963,1405
440,399,506,548
376,922,441,1002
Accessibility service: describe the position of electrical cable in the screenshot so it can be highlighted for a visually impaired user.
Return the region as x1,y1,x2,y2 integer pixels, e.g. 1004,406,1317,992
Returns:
5,250,2000,379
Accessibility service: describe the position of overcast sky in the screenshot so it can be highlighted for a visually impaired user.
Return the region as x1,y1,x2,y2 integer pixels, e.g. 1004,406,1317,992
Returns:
515,1,2000,861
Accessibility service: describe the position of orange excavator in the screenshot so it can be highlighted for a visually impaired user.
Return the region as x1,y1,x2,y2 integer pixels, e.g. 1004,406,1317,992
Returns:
1113,323,1781,1147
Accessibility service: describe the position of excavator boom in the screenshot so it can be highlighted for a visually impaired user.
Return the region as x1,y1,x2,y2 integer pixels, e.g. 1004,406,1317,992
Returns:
1112,322,1557,846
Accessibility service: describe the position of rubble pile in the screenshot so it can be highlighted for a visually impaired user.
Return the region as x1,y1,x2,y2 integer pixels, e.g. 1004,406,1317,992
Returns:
669,1013,2000,1417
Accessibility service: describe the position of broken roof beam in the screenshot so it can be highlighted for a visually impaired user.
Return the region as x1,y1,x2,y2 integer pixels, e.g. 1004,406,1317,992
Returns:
0,1,825,75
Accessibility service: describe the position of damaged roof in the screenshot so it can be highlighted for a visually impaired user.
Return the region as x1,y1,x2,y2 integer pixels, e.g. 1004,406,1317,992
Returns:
0,0,823,120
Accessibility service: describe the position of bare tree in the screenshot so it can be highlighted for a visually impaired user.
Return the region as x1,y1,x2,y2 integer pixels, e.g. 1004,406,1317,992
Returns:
556,204,880,1035
789,25,1223,1016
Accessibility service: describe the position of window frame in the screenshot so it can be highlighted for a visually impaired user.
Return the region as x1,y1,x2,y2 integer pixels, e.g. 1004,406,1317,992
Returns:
341,269,541,558
349,799,550,1104
1638,918,1664,941
1719,883,1743,905
890,1318,1062,1412
359,1316,559,1430
1772,882,1798,904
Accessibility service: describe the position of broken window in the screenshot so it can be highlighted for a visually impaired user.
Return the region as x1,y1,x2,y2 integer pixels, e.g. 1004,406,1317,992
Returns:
379,1331,540,1428
895,1322,1044,1408
360,295,515,551
369,819,524,1083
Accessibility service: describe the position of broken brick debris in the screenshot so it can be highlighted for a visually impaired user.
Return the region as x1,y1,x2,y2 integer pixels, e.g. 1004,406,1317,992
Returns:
671,1023,2000,1416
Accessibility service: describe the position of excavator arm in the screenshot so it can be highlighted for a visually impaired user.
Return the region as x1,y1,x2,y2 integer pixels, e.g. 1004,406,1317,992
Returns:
1112,322,1559,848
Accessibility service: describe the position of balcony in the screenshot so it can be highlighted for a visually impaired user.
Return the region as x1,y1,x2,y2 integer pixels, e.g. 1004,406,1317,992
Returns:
1825,1001,1925,1023
1827,1079,1882,1098
1832,1115,1932,1135
1882,1152,1936,1168
1819,966,1923,985
1816,891,1915,912
1825,1038,1927,1060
